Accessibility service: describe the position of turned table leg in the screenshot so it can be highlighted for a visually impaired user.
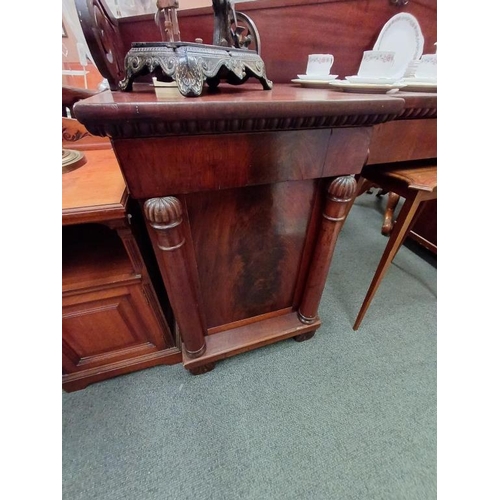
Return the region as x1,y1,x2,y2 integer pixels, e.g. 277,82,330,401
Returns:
144,197,207,359
381,191,401,236
298,175,357,324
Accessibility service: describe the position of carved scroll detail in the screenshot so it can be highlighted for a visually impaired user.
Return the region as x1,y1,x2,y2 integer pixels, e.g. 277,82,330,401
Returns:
62,127,91,143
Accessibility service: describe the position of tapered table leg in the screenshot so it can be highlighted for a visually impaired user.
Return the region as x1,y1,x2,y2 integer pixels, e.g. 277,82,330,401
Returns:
298,175,357,324
144,197,207,358
353,191,425,331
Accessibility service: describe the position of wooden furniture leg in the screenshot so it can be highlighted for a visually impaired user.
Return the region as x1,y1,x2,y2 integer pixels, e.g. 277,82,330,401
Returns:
143,197,209,361
353,189,427,331
381,191,401,236
393,201,428,256
353,174,401,239
298,175,357,328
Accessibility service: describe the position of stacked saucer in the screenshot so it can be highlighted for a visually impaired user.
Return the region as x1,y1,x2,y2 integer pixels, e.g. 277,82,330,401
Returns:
296,74,339,82
400,54,437,92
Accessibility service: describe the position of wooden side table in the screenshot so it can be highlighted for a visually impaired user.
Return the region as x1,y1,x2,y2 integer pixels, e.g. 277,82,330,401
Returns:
366,92,437,253
62,149,181,392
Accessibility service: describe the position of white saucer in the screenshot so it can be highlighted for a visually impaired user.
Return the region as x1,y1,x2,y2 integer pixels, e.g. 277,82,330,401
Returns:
345,75,402,84
329,80,407,94
399,79,437,92
402,76,437,84
297,74,339,81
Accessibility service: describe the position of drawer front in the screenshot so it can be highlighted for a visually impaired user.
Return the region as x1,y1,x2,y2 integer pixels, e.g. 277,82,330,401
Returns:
368,119,437,164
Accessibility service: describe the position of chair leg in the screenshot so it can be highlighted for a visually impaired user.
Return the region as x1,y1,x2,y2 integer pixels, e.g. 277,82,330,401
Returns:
393,199,428,256
353,191,425,330
381,191,401,236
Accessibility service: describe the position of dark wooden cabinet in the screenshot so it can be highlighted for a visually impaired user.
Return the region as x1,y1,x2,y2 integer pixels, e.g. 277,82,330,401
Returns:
62,149,181,392
72,0,437,376
74,86,407,374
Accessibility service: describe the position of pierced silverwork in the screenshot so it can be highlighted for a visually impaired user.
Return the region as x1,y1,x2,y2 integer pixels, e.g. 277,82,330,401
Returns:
119,0,271,97
119,42,272,97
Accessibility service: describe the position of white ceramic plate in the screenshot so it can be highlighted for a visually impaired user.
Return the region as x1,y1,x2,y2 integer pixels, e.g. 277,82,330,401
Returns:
401,76,437,84
297,74,339,81
373,13,424,79
329,80,406,94
291,78,337,88
345,75,402,84
400,81,437,93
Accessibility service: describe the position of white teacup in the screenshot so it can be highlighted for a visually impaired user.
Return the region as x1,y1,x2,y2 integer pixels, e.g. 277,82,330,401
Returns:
306,54,334,76
357,50,396,78
415,54,437,79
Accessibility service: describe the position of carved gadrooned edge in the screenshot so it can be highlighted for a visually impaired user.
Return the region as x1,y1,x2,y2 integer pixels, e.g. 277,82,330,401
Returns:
82,113,400,138
327,175,357,203
396,107,437,120
143,197,183,229
119,43,273,97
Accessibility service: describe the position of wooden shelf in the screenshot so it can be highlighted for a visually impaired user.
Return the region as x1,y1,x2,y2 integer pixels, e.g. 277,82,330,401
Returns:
62,224,137,293
62,149,126,226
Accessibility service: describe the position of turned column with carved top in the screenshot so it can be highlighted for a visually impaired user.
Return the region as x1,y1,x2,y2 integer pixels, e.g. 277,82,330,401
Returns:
143,196,207,358
298,175,357,325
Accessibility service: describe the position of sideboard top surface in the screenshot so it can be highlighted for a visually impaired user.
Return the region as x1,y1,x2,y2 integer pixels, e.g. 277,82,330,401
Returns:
74,83,411,138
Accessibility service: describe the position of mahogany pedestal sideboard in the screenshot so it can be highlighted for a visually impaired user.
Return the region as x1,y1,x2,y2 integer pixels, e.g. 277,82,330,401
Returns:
74,83,406,374
62,149,181,392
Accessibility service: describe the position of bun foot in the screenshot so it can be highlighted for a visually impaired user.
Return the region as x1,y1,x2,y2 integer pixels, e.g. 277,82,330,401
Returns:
293,331,316,342
188,362,216,375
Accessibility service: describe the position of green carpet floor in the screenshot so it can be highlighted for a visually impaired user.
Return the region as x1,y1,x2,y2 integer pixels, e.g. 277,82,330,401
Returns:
62,193,437,500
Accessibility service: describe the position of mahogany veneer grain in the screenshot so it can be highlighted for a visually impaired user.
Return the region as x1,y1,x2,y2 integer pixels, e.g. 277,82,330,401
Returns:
73,0,438,371
74,84,405,373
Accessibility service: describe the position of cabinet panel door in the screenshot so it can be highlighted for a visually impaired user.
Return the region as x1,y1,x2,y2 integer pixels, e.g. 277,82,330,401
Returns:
62,284,173,373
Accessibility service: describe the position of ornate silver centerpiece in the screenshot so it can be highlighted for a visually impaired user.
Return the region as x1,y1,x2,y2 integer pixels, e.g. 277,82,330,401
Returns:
119,0,273,97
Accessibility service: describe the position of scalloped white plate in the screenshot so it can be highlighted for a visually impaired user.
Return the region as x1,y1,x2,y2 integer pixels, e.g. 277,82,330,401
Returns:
373,13,424,79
